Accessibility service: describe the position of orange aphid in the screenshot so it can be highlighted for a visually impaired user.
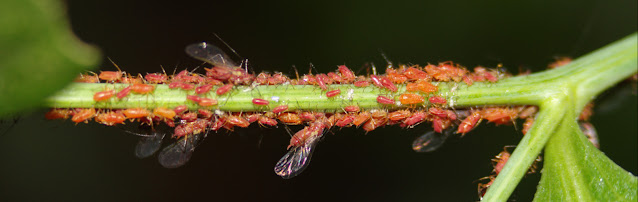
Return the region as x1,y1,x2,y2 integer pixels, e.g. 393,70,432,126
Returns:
403,67,429,80
579,103,594,121
522,117,534,135
388,110,412,121
130,83,155,94
398,93,425,105
278,112,302,125
353,111,371,126
45,109,72,120
406,80,438,93
120,76,143,84
122,108,150,119
95,111,127,126
93,90,114,102
482,107,518,125
153,107,176,120
387,72,408,84
71,108,96,123
75,74,99,83
98,71,122,81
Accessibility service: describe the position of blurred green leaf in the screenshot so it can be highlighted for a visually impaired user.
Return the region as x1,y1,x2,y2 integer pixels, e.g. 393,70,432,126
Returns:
534,114,638,201
0,0,100,117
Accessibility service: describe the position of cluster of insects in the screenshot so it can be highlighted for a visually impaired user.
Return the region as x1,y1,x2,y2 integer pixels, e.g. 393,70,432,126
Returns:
44,42,600,182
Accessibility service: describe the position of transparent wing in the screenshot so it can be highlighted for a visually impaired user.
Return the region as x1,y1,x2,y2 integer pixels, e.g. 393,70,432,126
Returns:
134,131,165,158
185,42,237,68
157,133,205,168
412,130,449,152
274,135,321,179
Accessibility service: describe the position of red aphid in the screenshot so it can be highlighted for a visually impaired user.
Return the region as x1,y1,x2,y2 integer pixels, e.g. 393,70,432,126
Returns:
211,118,225,131
246,114,261,123
187,95,202,103
181,112,198,122
335,114,355,127
130,83,155,94
457,111,482,134
338,65,355,82
258,116,278,126
122,108,150,119
463,75,474,86
116,86,132,99
344,105,360,112
227,115,250,128
71,108,96,123
145,73,168,83
198,98,218,106
252,98,269,105
492,149,511,175
174,124,195,138
272,105,289,113
206,66,232,80
402,111,427,127
316,74,329,90
362,117,387,132
380,77,397,92
195,84,214,94
93,90,114,102
429,96,447,104
376,95,395,105
432,117,451,133
216,84,234,96
327,72,343,83
168,82,181,89
299,112,316,122
174,105,188,114
428,107,455,120
98,71,122,81
370,75,383,88
353,80,370,87
95,111,126,126
180,83,195,90
326,89,341,98
197,109,214,118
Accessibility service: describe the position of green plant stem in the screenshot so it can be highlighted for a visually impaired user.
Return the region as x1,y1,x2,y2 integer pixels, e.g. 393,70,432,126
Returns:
43,33,637,201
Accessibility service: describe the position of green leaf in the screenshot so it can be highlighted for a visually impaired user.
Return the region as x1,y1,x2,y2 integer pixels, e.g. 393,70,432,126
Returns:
534,113,638,201
0,0,101,117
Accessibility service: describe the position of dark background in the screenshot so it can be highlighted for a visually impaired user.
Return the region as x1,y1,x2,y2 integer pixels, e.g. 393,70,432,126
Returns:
1,0,636,201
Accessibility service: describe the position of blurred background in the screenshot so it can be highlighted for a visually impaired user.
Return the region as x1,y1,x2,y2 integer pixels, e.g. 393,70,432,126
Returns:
1,0,636,201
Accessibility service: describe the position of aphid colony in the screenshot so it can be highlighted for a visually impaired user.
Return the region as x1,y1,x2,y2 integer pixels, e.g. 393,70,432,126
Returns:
47,42,549,179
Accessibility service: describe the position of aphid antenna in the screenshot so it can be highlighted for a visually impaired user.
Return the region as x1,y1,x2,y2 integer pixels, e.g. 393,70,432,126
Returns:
283,124,295,138
291,65,300,81
378,48,394,69
370,62,378,75
213,33,243,62
122,129,155,137
309,62,318,75
106,57,124,74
